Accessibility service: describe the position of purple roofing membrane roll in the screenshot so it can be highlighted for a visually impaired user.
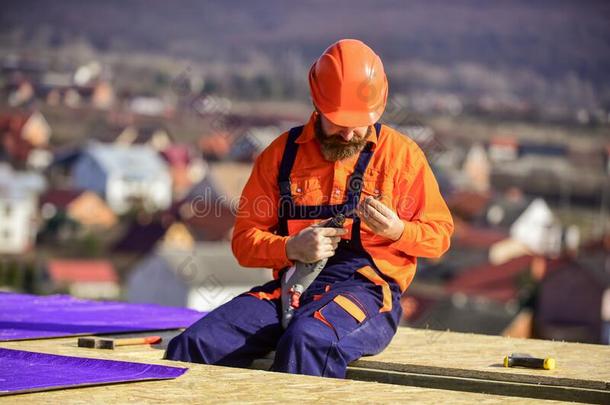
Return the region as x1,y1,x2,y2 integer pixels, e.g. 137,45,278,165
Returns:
0,292,206,341
0,348,187,395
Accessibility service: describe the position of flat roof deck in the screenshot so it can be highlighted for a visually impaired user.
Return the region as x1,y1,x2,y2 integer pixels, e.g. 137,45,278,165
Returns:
1,327,608,404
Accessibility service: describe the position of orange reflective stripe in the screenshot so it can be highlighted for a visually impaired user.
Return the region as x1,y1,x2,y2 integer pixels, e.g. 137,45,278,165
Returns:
247,288,281,301
357,266,392,312
313,309,333,330
333,295,366,323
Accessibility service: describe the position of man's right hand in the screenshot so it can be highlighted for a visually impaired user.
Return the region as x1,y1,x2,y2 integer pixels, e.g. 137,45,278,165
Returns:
285,226,347,263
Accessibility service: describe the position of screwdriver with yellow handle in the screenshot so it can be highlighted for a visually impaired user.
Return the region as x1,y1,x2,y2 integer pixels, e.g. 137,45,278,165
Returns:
503,353,556,370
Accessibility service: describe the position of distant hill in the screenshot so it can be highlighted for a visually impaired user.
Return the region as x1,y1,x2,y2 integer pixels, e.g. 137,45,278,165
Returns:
1,0,609,107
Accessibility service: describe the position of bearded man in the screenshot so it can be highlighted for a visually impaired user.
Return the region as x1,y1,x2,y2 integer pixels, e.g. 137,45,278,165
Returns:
166,39,454,378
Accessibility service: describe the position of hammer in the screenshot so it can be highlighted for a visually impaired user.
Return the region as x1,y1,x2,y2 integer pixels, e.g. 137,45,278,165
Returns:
503,353,556,370
78,336,162,350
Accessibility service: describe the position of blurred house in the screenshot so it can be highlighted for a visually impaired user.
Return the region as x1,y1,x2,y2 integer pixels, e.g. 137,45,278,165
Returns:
461,143,490,193
44,259,119,299
403,295,527,338
199,132,232,161
113,203,234,258
127,242,271,311
160,144,206,199
39,189,117,241
46,146,83,188
406,255,536,337
510,198,562,256
89,80,115,109
518,142,567,159
129,96,169,117
0,110,51,165
408,216,537,338
1,58,46,81
113,219,172,256
73,61,103,86
114,162,247,286
114,125,173,151
52,82,115,110
72,142,172,214
230,126,279,161
205,161,252,202
113,215,230,260
416,221,506,283
536,250,610,344
161,222,196,251
482,196,566,258
484,190,530,228
446,190,491,223
446,255,534,304
415,245,489,283
178,161,251,233
488,238,531,265
0,164,45,254
488,136,518,162
6,78,35,107
0,164,46,254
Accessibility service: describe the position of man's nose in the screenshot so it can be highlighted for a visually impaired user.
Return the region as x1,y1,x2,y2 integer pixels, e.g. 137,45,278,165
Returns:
338,128,355,141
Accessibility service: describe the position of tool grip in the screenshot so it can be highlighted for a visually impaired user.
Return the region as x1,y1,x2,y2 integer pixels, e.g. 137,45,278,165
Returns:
504,355,555,370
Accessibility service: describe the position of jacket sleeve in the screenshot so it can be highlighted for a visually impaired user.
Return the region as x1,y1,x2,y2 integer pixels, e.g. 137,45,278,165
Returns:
390,148,454,258
231,142,293,269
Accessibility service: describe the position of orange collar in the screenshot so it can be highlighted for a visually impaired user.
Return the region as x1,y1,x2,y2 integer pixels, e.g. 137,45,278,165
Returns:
295,112,379,147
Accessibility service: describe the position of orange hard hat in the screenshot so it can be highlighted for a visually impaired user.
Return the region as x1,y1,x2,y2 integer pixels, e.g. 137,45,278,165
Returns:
309,39,388,127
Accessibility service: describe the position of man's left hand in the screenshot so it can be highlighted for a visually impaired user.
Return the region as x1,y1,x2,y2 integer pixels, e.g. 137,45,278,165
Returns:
357,196,404,241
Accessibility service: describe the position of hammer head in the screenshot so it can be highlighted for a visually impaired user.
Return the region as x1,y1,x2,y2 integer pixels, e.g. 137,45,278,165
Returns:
77,337,97,348
96,339,116,350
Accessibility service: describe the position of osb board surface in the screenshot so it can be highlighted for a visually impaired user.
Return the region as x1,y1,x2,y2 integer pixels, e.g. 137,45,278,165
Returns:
353,328,610,391
0,336,560,404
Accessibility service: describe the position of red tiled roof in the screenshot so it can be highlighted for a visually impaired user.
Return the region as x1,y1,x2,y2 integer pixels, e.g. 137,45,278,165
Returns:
453,222,508,249
0,111,33,161
447,191,491,220
199,133,232,159
446,255,533,302
161,144,191,166
40,189,84,208
47,259,118,283
490,136,518,146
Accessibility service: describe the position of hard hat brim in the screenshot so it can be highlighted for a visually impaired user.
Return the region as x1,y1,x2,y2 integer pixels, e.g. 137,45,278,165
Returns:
322,108,383,128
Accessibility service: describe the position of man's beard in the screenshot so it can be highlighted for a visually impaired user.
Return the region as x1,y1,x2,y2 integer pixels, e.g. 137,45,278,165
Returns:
314,116,372,162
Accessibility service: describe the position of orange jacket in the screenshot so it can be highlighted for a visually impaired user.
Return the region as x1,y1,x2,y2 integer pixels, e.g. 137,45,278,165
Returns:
232,113,454,292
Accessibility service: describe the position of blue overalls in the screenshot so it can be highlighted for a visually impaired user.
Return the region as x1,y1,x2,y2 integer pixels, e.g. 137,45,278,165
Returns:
166,124,403,378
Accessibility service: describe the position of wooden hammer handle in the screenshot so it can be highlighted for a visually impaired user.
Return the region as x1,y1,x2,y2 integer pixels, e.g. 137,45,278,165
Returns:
114,336,162,346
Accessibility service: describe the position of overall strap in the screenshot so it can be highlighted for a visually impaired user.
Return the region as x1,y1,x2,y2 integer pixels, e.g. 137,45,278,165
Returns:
346,122,382,248
277,126,303,236
345,142,373,205
277,123,382,237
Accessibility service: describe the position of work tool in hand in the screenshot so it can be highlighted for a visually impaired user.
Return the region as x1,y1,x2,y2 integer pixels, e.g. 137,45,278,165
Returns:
280,213,346,329
280,195,382,329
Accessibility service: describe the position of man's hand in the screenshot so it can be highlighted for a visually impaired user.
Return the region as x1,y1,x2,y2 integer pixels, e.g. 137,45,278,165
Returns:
357,196,404,241
286,226,347,263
